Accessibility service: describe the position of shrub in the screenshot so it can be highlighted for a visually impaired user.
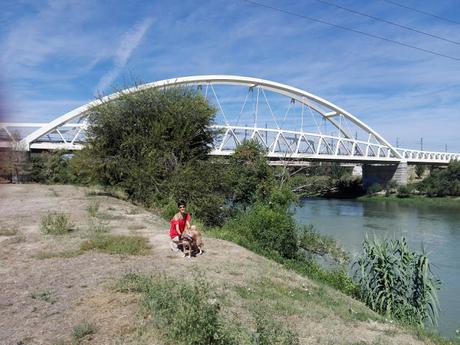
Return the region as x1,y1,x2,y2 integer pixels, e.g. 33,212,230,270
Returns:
117,272,237,345
297,224,349,264
397,185,411,198
224,203,298,259
72,321,96,343
415,165,426,178
417,161,460,196
40,212,73,235
353,236,440,326
80,235,150,255
366,183,383,195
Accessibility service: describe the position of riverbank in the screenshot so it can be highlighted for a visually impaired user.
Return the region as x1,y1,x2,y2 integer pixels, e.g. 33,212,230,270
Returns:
0,184,453,344
359,194,460,207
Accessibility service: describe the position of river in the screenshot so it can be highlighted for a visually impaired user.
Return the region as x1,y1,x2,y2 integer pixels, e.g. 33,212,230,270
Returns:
294,198,460,338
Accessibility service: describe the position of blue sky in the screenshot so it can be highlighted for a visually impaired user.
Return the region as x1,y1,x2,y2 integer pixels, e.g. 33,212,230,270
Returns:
1,0,460,152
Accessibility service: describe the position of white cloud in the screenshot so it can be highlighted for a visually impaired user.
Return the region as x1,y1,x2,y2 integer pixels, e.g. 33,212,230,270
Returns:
94,18,153,93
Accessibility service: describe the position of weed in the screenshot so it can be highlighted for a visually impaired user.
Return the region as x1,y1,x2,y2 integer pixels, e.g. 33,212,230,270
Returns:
72,321,96,343
0,225,18,236
30,290,56,304
117,272,238,345
80,235,150,255
87,200,100,217
87,218,110,234
40,212,73,235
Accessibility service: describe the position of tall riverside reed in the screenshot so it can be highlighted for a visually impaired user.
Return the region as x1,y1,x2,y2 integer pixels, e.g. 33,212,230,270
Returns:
353,236,440,327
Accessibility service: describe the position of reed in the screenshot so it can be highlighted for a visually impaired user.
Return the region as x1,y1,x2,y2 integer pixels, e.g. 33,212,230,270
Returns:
353,235,440,327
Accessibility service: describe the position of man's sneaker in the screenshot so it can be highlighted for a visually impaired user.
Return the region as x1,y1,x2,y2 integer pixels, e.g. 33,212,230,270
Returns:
170,242,179,252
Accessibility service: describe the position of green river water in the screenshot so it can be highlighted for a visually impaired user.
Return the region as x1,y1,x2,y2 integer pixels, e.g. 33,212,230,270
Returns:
294,198,460,338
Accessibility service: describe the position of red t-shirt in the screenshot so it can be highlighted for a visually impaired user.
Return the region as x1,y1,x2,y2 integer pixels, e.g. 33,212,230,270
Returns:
169,212,191,239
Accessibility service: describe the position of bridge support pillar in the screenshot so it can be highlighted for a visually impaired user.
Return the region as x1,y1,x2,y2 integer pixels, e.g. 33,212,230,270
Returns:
362,162,408,188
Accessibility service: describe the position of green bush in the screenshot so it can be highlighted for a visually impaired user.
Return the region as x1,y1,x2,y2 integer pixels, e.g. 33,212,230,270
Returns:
223,203,298,259
397,185,410,198
417,161,460,196
366,183,383,195
298,224,349,264
354,236,440,326
40,212,73,235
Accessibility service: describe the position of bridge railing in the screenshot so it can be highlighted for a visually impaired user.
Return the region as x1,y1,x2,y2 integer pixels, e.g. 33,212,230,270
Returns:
1,122,459,164
396,148,460,163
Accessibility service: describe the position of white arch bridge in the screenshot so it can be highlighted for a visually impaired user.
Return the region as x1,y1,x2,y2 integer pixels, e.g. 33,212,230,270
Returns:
1,75,459,165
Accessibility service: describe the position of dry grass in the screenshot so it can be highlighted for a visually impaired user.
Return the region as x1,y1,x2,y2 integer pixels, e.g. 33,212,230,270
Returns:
0,224,18,236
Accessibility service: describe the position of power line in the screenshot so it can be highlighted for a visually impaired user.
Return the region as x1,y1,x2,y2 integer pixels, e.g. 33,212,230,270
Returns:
381,0,460,26
241,0,460,62
315,0,460,46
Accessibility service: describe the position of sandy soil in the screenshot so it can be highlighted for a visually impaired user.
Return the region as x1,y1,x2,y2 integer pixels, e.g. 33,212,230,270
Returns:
0,184,436,345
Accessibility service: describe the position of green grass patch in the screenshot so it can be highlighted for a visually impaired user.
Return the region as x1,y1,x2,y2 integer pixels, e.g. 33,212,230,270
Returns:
40,212,73,235
115,272,299,345
80,235,150,255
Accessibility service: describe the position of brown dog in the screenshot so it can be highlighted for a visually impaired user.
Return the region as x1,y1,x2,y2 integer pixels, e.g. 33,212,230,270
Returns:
179,225,203,257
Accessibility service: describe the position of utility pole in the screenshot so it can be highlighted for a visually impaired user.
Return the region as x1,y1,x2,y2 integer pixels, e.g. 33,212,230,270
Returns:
396,137,399,148
420,137,423,151
445,144,448,152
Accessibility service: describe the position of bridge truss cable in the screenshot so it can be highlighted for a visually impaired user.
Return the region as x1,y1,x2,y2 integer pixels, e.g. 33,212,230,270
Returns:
315,0,460,46
380,0,460,26
241,0,460,62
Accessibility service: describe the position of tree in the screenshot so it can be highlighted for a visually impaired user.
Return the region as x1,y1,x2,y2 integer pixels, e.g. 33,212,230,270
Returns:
417,161,460,196
226,140,275,210
415,164,426,179
84,86,217,204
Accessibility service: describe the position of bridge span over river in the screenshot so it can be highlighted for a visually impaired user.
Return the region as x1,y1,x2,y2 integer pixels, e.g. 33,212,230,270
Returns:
1,75,459,185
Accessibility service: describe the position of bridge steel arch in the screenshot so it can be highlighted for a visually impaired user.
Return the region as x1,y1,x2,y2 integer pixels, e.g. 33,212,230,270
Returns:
6,75,458,164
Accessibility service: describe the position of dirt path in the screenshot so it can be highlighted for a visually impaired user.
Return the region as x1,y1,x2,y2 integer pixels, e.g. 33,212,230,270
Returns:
0,184,436,345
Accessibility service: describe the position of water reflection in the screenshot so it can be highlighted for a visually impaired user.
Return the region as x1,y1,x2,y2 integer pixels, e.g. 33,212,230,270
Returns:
294,198,460,338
